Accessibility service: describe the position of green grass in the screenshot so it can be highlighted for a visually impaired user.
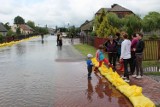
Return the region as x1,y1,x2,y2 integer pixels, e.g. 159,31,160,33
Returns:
74,44,96,57
142,61,160,68
144,72,160,76
74,44,108,58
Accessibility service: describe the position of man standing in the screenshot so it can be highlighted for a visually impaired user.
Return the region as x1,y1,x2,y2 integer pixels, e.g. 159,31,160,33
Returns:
56,31,60,46
120,33,131,82
135,33,145,79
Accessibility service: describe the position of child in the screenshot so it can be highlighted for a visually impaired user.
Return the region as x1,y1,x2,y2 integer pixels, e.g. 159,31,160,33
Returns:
95,45,113,70
86,54,94,79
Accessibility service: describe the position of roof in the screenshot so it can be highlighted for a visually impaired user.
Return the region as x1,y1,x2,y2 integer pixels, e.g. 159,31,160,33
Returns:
95,4,133,15
109,4,132,12
0,23,7,32
80,20,93,31
19,24,34,31
96,8,111,14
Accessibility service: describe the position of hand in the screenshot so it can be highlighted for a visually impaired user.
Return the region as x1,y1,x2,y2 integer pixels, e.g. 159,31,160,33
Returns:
133,48,136,51
119,58,123,63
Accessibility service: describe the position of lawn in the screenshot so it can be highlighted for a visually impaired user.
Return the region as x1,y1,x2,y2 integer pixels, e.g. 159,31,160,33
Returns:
74,44,108,58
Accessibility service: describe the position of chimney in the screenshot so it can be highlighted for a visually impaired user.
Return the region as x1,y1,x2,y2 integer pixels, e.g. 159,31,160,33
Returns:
111,4,117,8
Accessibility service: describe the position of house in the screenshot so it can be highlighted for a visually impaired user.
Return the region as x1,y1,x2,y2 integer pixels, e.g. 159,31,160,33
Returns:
11,24,34,35
0,23,8,36
95,4,134,18
80,4,134,33
80,20,93,32
80,20,93,37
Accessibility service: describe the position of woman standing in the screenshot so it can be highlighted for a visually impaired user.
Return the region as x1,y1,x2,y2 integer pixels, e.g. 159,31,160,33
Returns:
104,35,117,70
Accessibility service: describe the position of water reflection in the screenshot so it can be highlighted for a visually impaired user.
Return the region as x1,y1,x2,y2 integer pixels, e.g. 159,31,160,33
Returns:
85,71,133,107
15,44,26,56
86,79,93,102
41,40,44,44
57,46,62,51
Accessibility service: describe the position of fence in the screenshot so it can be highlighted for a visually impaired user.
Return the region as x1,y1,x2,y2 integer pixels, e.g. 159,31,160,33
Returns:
143,40,160,60
0,33,39,43
80,35,160,61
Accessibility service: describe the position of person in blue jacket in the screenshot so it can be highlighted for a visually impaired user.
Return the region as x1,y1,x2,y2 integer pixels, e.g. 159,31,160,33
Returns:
86,54,94,79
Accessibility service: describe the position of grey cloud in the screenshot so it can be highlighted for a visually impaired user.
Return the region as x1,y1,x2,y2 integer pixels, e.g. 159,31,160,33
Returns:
0,0,160,27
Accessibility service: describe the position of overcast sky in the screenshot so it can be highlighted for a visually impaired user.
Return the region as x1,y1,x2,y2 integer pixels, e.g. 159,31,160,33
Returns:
0,0,160,28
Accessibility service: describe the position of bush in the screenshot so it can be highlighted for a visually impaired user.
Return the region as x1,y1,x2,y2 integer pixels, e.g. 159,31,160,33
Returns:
148,34,160,40
0,34,3,43
7,29,16,36
90,31,96,36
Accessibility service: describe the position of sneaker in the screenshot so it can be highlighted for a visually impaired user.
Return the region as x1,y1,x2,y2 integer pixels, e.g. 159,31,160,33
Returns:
124,79,130,82
136,75,142,79
132,75,137,77
121,76,126,79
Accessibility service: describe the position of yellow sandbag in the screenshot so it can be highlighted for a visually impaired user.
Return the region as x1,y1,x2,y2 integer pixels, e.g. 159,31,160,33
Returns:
105,74,114,83
129,95,155,107
117,85,142,97
99,66,109,76
112,77,129,87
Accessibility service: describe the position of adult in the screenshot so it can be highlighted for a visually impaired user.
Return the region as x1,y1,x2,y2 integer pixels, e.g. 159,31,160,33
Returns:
115,32,123,60
120,33,131,82
104,35,117,70
59,32,63,47
56,32,60,46
130,33,138,76
134,33,145,79
41,34,44,40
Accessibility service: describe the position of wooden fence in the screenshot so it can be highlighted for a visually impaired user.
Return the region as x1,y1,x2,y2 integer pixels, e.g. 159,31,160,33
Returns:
80,36,160,61
143,40,160,60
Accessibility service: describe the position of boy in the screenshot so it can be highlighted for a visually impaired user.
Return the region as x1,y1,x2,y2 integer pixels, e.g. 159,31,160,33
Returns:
86,54,94,79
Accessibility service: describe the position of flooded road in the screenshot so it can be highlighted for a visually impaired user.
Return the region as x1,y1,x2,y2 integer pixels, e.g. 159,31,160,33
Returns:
0,35,133,107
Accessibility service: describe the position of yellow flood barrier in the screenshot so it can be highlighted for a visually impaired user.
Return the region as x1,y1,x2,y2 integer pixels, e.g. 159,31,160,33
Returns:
0,36,38,48
91,57,155,107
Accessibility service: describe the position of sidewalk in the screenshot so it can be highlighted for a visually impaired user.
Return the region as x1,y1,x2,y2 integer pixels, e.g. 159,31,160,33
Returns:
129,75,160,106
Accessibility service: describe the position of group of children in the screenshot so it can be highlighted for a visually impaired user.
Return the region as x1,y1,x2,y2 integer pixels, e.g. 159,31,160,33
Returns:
86,45,113,79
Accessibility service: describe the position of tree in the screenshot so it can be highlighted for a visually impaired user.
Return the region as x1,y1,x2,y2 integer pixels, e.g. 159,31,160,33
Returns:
7,29,16,36
97,16,118,37
3,22,11,30
94,9,119,37
123,14,142,37
0,34,3,43
68,26,76,37
14,16,25,24
142,12,160,32
26,20,35,29
94,9,107,36
16,27,21,35
106,13,122,29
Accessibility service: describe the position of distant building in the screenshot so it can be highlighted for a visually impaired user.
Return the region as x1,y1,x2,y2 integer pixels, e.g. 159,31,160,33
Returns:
48,28,55,35
11,24,34,35
95,4,134,18
80,20,93,33
0,23,8,36
80,4,134,33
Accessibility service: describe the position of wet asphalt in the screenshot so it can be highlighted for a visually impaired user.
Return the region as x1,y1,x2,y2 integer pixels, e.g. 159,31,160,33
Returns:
0,35,133,107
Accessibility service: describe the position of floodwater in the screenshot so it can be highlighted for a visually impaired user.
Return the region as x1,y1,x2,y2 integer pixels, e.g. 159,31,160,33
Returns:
0,35,133,107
